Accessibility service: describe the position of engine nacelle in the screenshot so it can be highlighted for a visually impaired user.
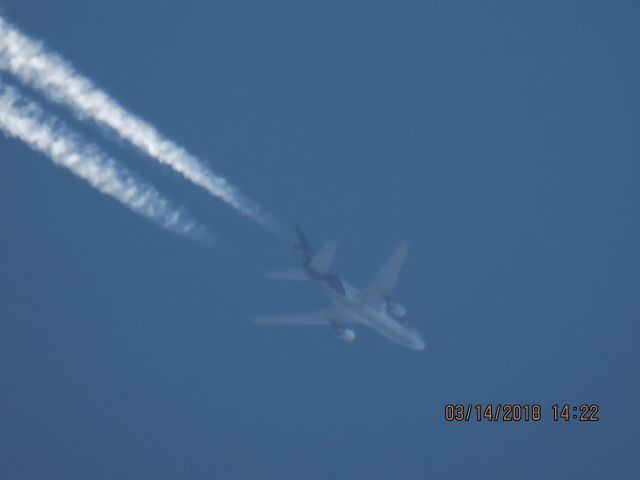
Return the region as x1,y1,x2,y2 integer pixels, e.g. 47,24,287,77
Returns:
338,328,356,342
387,301,407,318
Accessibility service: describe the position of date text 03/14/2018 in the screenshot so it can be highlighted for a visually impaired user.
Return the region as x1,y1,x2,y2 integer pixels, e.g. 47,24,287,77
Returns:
444,404,599,422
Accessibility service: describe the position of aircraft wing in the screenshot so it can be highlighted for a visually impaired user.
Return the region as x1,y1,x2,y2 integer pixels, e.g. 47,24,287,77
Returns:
250,310,331,326
265,268,309,281
360,242,409,304
309,241,336,274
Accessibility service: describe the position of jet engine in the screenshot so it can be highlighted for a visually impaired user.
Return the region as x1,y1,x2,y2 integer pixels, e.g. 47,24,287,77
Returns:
338,328,356,342
386,300,407,318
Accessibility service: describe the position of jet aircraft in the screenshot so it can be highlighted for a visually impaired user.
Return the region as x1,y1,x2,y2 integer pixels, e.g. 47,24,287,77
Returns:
251,226,425,351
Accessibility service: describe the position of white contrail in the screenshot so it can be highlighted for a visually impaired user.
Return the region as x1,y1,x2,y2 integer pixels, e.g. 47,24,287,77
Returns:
0,83,211,243
0,16,279,233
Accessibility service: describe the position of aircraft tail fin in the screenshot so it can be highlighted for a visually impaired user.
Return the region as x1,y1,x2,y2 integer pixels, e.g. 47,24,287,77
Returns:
294,224,314,264
309,241,336,274
266,268,309,281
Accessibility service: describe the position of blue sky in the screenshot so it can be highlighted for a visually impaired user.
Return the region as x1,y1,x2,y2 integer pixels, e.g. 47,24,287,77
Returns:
1,1,639,478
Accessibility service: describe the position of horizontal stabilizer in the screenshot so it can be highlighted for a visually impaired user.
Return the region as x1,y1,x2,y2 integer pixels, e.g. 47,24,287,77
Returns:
266,268,308,281
250,310,329,326
309,241,336,274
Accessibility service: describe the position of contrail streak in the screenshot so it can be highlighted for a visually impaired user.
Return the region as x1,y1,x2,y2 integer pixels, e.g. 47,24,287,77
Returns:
0,83,211,243
0,16,279,233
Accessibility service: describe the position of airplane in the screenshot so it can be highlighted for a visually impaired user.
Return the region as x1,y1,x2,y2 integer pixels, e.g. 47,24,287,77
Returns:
251,225,425,351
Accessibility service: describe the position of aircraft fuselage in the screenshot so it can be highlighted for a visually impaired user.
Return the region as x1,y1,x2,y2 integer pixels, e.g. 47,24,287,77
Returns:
314,273,425,351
